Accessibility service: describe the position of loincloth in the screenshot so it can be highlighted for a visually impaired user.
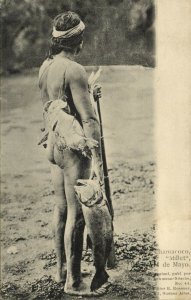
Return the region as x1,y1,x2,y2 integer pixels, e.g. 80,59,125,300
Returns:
38,100,98,160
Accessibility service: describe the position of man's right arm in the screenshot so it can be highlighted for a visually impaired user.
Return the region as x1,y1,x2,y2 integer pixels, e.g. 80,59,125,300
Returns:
67,63,104,183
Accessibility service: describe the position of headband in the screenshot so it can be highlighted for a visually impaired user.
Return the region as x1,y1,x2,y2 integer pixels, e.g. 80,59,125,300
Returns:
52,20,85,39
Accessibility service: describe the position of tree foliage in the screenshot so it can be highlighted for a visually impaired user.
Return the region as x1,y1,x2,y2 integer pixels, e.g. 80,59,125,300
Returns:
1,0,155,73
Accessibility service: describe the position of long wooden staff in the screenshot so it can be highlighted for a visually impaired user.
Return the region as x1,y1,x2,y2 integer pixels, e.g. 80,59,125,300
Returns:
89,67,114,219
89,67,116,268
96,95,114,219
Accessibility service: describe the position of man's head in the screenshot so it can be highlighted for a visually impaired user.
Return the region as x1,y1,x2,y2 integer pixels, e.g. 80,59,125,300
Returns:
50,11,85,56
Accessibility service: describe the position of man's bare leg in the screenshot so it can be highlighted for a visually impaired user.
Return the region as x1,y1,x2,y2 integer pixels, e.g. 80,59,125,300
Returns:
52,150,110,295
51,164,67,283
63,152,91,293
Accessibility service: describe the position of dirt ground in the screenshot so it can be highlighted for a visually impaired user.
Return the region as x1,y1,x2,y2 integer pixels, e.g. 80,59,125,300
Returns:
0,66,157,299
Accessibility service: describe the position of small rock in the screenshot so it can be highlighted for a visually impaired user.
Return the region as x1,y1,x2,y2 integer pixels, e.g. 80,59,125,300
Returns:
7,246,18,254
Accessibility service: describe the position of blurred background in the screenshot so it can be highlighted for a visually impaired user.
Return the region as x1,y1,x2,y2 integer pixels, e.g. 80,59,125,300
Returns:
1,0,155,74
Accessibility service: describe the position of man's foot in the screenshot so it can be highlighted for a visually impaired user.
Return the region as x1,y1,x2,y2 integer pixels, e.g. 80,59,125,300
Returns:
64,280,112,296
55,268,91,284
64,281,90,295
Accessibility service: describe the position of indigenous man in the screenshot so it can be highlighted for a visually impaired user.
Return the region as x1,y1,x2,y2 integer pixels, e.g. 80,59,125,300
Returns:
39,11,105,295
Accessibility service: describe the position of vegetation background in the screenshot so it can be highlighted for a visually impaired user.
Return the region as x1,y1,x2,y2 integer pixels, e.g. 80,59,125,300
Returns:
1,0,155,73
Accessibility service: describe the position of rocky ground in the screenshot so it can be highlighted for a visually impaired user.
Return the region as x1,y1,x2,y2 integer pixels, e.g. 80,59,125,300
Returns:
1,161,157,300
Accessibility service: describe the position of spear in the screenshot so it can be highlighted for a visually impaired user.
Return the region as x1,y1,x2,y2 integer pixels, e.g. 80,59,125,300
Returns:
88,67,116,268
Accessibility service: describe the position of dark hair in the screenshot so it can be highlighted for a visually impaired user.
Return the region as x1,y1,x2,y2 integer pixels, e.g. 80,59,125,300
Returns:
49,11,84,57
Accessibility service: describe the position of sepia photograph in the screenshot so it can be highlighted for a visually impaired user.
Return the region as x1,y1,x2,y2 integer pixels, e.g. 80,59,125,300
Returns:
1,0,190,299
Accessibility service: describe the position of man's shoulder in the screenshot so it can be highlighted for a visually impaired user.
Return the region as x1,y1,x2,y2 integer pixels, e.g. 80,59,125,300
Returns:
67,61,87,81
68,60,86,73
